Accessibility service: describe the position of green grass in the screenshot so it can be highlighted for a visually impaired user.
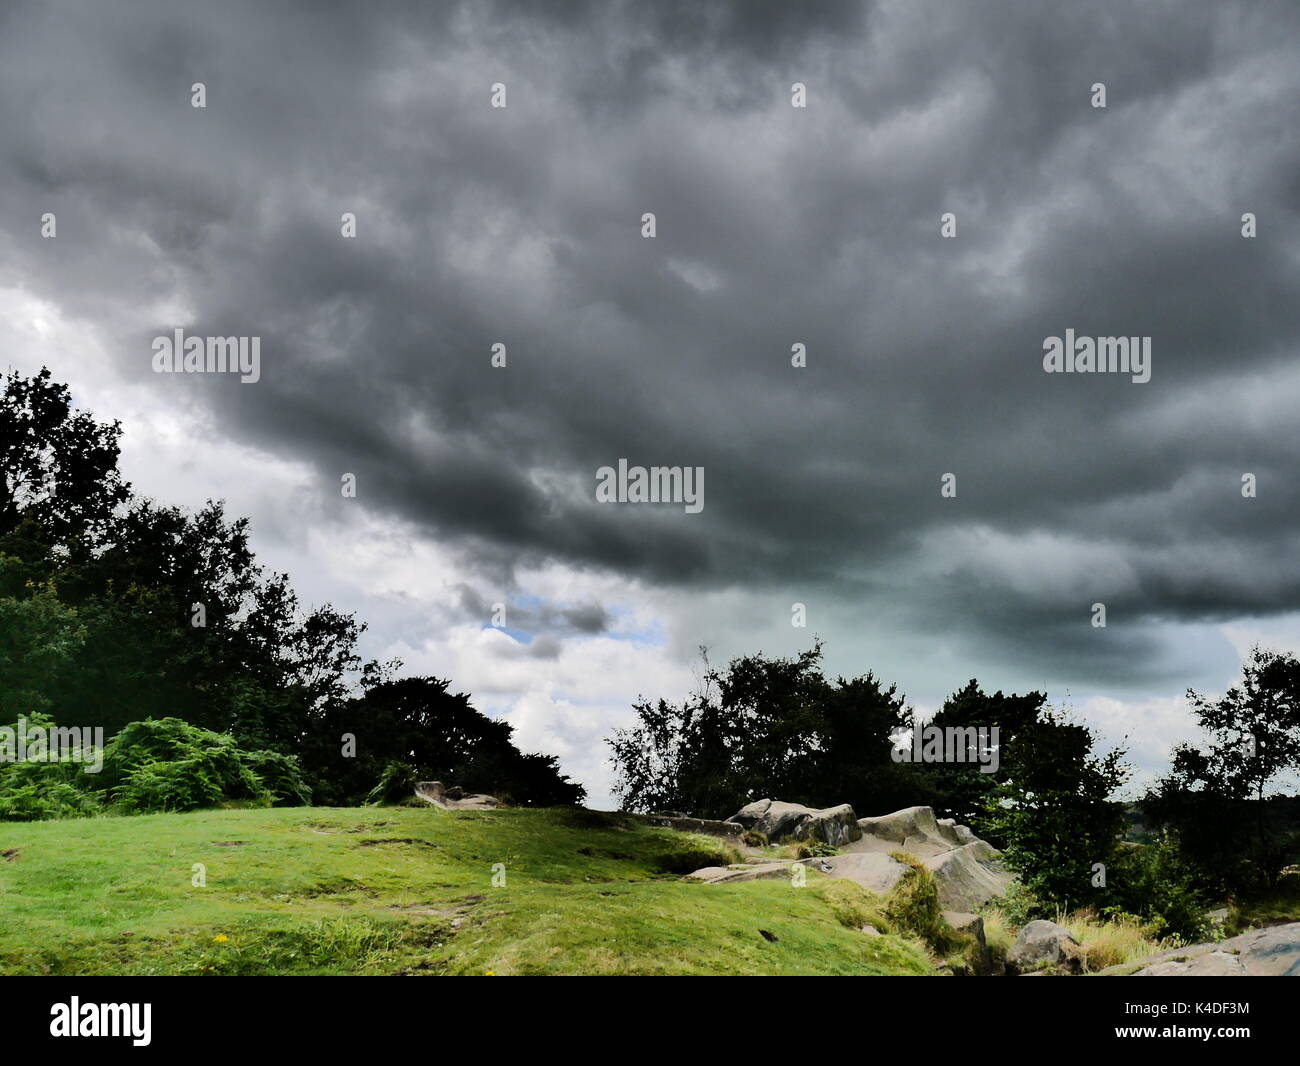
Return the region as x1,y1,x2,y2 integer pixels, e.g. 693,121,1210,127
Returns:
0,806,935,976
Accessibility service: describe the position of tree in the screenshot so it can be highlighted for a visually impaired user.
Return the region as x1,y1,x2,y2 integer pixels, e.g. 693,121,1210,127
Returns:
301,676,585,807
0,366,587,816
1143,647,1300,892
907,680,1049,843
1,367,129,548
608,643,916,819
0,577,85,718
982,710,1129,912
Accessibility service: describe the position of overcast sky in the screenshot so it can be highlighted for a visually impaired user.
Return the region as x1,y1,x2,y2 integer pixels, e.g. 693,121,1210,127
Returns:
3,0,1300,807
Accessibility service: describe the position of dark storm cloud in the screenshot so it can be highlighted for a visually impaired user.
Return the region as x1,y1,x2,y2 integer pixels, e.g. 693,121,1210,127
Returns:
3,0,1300,687
454,583,610,637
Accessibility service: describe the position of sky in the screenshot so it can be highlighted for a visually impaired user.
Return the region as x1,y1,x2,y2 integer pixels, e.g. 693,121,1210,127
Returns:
3,0,1300,809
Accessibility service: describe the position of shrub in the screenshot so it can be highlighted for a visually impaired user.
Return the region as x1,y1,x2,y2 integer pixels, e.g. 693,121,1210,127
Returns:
0,713,101,820
741,829,768,847
796,839,838,858
0,771,99,821
993,880,1051,927
102,718,269,814
240,749,312,807
884,851,954,953
1102,836,1210,942
365,761,419,805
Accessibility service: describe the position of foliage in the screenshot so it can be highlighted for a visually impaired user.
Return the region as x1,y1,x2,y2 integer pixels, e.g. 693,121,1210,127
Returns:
608,642,915,818
883,851,953,953
308,676,585,809
240,749,313,807
905,680,1049,845
981,709,1129,912
0,367,584,815
1101,837,1210,942
101,718,270,814
0,367,130,547
1143,647,1300,893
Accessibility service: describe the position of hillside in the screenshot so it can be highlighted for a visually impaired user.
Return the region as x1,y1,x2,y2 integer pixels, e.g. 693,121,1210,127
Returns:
0,805,935,976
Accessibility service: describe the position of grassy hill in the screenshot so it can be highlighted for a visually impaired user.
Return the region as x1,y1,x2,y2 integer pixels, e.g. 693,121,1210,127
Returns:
0,805,935,976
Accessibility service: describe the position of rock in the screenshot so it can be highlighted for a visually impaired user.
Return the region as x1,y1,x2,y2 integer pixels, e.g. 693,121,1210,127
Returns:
1136,951,1251,976
698,800,1015,912
860,924,882,937
944,910,994,975
856,805,968,857
844,807,1012,911
923,840,1013,912
815,851,909,895
1008,920,1082,974
414,781,501,810
1098,921,1300,977
943,909,983,938
687,861,802,884
937,818,978,846
726,799,862,846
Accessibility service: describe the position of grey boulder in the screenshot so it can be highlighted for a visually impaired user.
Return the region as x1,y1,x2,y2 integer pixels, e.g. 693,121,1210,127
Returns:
1008,919,1082,973
727,799,862,846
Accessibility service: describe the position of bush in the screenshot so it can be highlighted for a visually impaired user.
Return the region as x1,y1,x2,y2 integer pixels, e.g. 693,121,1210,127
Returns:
741,829,768,847
796,839,838,858
102,718,269,814
884,851,955,953
240,749,312,807
0,712,101,820
993,880,1051,927
0,771,99,821
1102,837,1210,942
365,761,419,805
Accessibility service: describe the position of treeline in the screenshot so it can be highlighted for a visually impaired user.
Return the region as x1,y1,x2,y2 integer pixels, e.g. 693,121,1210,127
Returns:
0,367,584,818
609,642,1300,939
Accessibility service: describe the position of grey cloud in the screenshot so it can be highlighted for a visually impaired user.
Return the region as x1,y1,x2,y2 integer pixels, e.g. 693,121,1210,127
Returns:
3,0,1300,695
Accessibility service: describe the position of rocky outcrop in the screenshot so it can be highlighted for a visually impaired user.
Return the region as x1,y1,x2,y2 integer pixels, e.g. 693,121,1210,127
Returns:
1099,922,1300,976
925,840,1012,913
703,801,1013,913
687,861,801,884
1007,920,1082,974
856,805,974,857
726,799,862,846
836,806,1013,911
414,781,502,810
814,851,910,895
